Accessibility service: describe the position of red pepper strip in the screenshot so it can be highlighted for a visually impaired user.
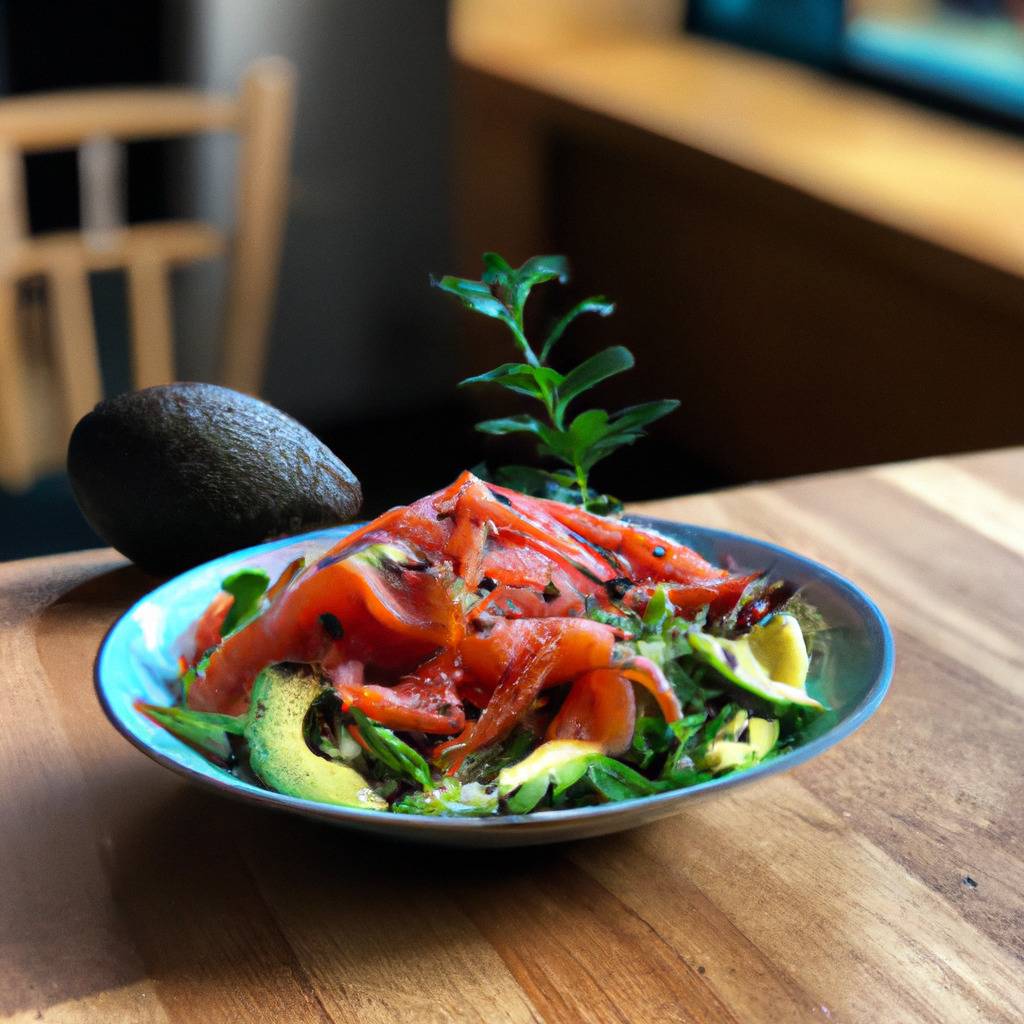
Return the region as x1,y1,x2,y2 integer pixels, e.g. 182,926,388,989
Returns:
619,658,682,724
459,484,616,585
336,679,465,734
437,640,559,773
192,590,234,663
457,678,494,710
488,483,725,583
547,669,636,755
190,545,460,715
467,581,586,622
312,506,407,564
439,618,618,771
330,650,465,734
480,543,586,593
445,488,490,591
459,617,616,689
622,573,760,618
430,468,480,516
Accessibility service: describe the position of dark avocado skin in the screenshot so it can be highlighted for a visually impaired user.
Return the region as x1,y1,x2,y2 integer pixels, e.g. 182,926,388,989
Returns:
67,383,362,577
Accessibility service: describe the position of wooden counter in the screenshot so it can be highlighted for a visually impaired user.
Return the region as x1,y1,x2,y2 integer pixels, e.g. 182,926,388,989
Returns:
454,31,1024,279
1,448,1022,1022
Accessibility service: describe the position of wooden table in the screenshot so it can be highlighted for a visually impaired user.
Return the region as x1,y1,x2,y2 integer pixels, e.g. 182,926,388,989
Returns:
2,449,1022,1023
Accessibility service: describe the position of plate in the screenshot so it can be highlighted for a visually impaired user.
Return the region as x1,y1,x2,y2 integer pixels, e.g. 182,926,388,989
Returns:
95,516,894,847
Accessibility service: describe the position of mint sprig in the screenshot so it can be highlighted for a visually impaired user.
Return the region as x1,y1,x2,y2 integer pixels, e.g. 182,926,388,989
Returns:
433,252,678,509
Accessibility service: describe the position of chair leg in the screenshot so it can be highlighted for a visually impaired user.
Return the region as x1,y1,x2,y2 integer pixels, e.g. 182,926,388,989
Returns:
49,263,103,437
0,280,34,491
127,259,175,389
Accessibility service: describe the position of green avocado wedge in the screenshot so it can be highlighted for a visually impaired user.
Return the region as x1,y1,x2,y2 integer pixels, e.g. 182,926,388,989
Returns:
688,615,824,712
245,666,386,810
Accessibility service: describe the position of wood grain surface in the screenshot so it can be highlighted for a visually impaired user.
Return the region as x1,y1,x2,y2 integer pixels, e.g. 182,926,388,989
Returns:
1,450,1021,1023
453,32,1024,282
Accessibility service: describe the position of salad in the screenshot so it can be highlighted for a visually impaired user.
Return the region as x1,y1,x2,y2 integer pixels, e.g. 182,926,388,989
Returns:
138,471,826,817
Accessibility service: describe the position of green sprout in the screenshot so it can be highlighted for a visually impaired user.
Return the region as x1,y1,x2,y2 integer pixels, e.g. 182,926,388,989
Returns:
433,252,678,512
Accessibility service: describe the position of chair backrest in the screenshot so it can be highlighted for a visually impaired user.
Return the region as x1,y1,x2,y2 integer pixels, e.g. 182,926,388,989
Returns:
0,58,295,491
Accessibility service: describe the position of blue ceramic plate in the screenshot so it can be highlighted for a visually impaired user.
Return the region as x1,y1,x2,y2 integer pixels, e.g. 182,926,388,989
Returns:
96,517,894,847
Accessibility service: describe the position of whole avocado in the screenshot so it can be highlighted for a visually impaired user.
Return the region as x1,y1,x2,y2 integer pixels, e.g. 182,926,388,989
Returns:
68,383,362,576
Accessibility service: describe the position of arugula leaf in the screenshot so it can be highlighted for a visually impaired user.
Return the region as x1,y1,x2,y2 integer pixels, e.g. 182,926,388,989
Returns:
627,716,675,771
433,252,678,505
585,756,665,802
350,708,432,789
136,700,244,763
220,568,270,636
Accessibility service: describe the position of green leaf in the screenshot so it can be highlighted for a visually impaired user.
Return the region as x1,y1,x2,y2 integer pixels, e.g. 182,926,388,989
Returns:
460,363,564,400
474,413,548,437
586,756,664,802
350,709,432,788
431,275,511,322
628,717,675,771
516,254,569,281
642,585,673,633
492,464,579,503
578,436,640,473
572,401,676,473
567,408,612,451
555,346,635,420
541,296,615,362
582,492,624,516
481,251,513,286
220,568,270,635
507,255,571,323
607,400,680,436
514,254,569,290
136,701,245,763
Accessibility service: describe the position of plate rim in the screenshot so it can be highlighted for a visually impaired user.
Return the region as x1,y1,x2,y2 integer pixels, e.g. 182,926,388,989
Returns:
94,516,895,835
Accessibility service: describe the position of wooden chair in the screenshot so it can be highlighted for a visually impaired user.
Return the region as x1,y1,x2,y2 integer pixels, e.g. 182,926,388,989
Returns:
0,58,296,491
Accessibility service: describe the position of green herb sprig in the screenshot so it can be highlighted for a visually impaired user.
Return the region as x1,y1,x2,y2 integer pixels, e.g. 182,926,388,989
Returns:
433,252,678,512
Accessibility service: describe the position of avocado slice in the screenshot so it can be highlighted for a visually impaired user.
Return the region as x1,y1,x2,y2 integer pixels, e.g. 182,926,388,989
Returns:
244,666,387,810
747,717,780,758
699,740,756,772
67,383,362,576
746,614,810,688
497,739,602,813
697,717,780,773
688,614,823,712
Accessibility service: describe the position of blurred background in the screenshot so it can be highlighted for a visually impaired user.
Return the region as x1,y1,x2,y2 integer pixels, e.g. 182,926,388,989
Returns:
0,0,1022,559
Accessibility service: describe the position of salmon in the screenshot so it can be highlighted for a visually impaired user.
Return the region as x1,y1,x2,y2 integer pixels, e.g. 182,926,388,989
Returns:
187,472,747,752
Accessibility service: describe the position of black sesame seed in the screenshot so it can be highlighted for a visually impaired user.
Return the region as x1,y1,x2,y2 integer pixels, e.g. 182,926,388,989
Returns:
319,613,344,640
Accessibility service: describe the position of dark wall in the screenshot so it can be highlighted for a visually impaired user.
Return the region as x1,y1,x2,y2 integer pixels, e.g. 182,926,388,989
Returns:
174,0,455,430
454,65,1024,499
